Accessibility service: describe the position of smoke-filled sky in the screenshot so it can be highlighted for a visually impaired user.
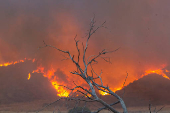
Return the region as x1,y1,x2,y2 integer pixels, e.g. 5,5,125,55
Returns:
0,0,170,91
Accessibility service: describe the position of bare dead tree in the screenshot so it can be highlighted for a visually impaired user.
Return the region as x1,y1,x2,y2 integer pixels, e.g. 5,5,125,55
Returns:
38,17,128,113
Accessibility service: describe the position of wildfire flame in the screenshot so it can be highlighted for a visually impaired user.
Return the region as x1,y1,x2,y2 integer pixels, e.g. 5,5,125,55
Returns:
27,64,170,97
0,58,35,67
51,81,69,97
99,90,108,96
142,68,170,80
0,60,24,67
99,87,122,96
1,58,170,97
0,58,35,81
99,66,170,96
29,66,69,97
28,73,31,80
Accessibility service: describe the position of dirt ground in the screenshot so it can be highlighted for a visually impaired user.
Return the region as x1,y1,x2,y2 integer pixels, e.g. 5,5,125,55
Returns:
0,100,170,113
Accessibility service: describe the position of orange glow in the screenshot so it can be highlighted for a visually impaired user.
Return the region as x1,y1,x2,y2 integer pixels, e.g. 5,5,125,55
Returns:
142,68,170,80
165,69,169,72
98,66,170,95
99,87,122,95
99,90,109,95
86,93,92,97
30,66,70,97
52,81,69,97
0,58,35,67
113,87,122,92
2,58,170,97
32,66,44,73
28,73,31,80
0,60,24,67
32,58,36,63
30,65,170,96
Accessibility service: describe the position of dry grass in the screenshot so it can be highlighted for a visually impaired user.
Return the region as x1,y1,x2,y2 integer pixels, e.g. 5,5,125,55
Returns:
0,101,170,113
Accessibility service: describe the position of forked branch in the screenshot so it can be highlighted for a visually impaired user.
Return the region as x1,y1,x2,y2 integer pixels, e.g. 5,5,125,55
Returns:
38,17,127,113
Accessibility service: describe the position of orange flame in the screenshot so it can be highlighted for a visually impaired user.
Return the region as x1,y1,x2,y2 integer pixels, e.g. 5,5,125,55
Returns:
28,73,31,80
99,87,122,95
113,87,122,92
165,69,169,72
52,81,69,97
99,89,109,95
30,66,170,96
29,66,69,97
142,68,170,80
0,58,35,67
99,66,170,95
0,60,24,67
2,58,170,97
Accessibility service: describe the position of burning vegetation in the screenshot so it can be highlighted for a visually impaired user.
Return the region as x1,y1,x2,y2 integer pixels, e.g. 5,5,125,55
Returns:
0,59,170,97
0,0,170,113
0,58,35,67
0,16,170,112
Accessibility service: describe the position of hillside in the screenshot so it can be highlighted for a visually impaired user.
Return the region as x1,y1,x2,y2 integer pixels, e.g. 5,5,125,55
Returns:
115,74,170,107
1,61,170,108
0,61,57,104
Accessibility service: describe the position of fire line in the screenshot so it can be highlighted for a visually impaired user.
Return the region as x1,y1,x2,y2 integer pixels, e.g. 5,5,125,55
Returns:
1,58,170,97
0,58,35,67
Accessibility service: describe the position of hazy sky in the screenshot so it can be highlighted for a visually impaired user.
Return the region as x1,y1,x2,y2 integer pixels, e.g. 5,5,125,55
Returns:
0,0,170,90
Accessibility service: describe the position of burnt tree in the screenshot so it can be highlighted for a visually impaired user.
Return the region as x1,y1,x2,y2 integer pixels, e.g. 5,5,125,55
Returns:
38,17,128,113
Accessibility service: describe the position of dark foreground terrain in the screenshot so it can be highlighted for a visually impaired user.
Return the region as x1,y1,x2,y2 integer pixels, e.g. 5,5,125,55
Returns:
0,100,170,113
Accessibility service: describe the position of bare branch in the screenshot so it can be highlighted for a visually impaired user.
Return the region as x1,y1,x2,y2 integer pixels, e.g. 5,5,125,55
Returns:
83,18,106,77
39,40,84,76
92,81,127,112
82,101,87,113
87,48,120,66
90,64,103,86
74,35,80,72
53,106,56,113
122,72,128,98
39,40,70,54
156,106,165,113
70,71,82,76
36,97,64,113
38,18,127,113
60,54,70,61
100,57,112,64
58,84,93,99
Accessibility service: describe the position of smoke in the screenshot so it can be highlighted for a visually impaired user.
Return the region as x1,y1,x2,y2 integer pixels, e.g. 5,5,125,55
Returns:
0,0,170,94
54,68,69,83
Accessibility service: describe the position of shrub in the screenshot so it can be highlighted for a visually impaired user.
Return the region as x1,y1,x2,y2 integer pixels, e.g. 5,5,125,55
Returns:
68,107,91,113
